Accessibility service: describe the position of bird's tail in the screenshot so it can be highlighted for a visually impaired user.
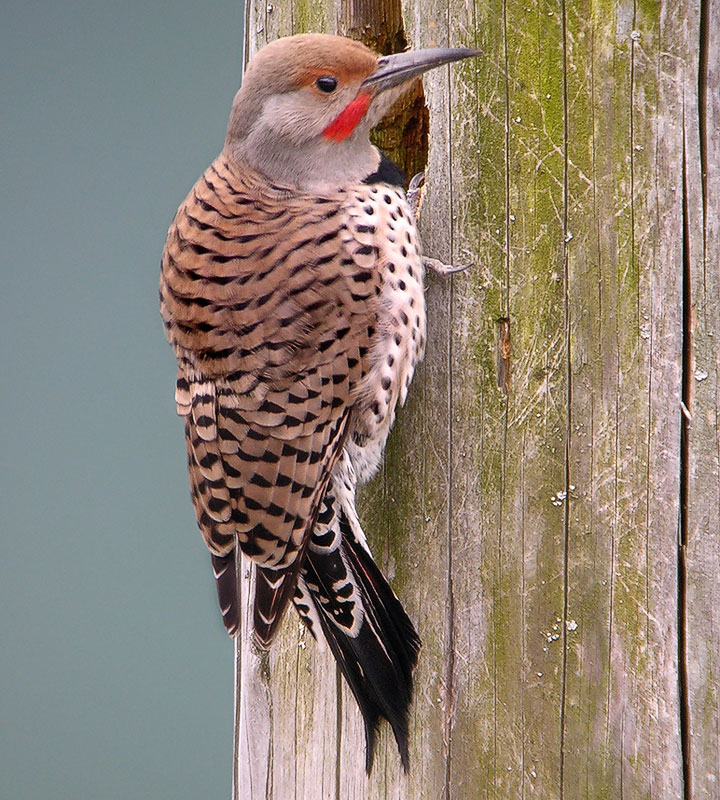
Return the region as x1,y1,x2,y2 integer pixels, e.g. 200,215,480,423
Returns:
293,492,421,772
211,552,239,636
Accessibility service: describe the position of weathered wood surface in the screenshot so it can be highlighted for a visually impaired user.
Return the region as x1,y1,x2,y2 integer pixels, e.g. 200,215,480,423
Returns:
234,0,719,797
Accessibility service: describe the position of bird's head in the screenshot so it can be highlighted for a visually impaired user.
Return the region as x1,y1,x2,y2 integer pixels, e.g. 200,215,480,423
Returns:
224,33,480,191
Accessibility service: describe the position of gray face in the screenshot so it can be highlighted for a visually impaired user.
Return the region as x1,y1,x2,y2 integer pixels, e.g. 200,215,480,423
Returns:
223,39,481,191
225,78,420,191
223,38,382,190
228,109,382,191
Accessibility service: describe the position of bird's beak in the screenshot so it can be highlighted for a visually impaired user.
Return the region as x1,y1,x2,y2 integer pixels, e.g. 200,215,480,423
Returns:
361,47,482,94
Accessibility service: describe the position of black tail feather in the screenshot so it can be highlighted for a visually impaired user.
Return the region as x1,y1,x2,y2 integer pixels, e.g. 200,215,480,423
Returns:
301,509,420,772
210,494,421,771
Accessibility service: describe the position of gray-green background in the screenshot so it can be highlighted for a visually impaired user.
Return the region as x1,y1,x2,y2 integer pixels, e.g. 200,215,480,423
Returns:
2,2,245,797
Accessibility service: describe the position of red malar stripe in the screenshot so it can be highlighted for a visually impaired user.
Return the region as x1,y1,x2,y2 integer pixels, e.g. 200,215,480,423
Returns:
322,92,372,143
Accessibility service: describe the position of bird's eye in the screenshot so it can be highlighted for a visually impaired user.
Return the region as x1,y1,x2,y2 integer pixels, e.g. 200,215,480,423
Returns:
316,76,338,93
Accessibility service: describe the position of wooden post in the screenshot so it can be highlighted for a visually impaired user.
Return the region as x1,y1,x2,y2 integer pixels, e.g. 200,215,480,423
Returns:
234,0,720,797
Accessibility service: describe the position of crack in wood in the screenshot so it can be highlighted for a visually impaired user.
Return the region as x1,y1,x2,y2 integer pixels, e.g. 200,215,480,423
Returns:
698,0,709,238
495,317,511,393
499,0,509,791
559,0,571,794
444,7,456,794
343,0,429,182
335,666,342,800
679,118,693,800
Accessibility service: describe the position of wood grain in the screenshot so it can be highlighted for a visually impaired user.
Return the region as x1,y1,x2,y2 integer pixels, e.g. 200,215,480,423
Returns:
234,1,718,797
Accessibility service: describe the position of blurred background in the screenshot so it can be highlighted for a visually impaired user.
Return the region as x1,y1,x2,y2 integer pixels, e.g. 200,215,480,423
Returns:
2,2,245,796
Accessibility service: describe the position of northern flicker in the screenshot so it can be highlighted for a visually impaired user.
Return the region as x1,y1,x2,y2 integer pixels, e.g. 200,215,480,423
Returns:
160,33,480,771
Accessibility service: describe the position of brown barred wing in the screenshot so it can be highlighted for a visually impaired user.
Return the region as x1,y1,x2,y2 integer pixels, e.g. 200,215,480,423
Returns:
160,158,382,641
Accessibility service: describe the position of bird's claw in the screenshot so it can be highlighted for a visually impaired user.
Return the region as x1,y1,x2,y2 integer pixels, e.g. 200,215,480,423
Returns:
407,173,471,275
424,257,473,276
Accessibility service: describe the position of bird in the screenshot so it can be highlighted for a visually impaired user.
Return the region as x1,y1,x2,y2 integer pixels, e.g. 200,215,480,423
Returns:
159,33,480,772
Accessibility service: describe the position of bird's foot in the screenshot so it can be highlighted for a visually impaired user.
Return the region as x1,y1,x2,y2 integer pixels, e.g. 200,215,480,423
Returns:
408,172,471,276
424,257,473,276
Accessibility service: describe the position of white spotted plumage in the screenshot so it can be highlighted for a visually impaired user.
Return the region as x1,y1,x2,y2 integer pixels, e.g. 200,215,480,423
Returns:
342,184,426,482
